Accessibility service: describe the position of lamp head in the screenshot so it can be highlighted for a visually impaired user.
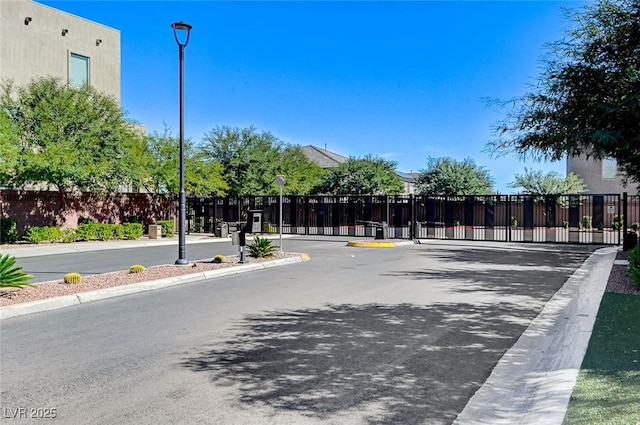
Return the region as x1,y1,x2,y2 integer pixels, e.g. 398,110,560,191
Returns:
171,21,192,47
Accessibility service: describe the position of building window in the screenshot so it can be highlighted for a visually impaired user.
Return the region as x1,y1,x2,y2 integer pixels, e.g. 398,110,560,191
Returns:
602,158,618,179
69,53,90,87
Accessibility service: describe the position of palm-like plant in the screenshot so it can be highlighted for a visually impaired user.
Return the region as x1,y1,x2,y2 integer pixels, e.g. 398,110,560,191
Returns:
247,236,279,258
0,254,34,288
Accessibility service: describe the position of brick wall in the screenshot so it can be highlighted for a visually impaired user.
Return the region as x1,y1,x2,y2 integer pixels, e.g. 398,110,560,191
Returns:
0,190,177,237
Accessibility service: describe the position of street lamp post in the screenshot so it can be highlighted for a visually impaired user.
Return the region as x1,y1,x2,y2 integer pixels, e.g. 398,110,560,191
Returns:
171,21,192,265
275,175,286,252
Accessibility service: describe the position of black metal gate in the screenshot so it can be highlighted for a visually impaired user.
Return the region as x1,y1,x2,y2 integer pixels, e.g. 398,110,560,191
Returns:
187,193,626,245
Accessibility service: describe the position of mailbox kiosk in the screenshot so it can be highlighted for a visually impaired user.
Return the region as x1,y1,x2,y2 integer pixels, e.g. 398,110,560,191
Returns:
232,210,263,263
244,210,263,234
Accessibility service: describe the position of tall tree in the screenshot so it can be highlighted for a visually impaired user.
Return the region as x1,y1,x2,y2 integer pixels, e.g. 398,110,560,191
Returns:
313,155,404,195
201,126,324,195
0,100,20,186
416,157,494,195
509,168,587,194
143,127,227,196
487,0,640,184
278,146,327,195
0,77,142,206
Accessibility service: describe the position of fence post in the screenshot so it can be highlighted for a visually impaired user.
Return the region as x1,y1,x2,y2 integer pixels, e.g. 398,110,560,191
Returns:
507,195,512,242
305,196,309,235
623,192,627,246
409,194,415,239
385,196,390,224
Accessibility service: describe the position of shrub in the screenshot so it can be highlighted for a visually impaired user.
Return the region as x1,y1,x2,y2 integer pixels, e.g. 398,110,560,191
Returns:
0,254,34,288
262,222,277,233
213,254,225,263
628,244,640,289
129,264,145,274
63,272,82,284
77,217,96,225
562,220,569,229
632,222,640,232
24,226,63,244
75,223,98,241
580,215,592,230
510,216,518,227
612,215,624,231
113,224,125,240
61,228,77,243
123,223,143,240
95,224,114,241
247,236,279,258
157,220,174,238
0,218,18,244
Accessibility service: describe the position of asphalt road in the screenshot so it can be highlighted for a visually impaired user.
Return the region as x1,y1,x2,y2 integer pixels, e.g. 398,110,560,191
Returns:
12,236,326,283
0,238,596,424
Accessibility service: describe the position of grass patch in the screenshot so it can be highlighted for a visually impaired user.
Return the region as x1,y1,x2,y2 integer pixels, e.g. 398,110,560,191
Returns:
564,292,640,425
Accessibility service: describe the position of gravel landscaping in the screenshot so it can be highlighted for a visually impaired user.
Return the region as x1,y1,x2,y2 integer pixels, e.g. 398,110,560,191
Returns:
0,252,306,307
606,250,640,295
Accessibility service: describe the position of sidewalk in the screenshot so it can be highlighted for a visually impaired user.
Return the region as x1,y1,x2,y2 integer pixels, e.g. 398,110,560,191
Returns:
0,233,295,259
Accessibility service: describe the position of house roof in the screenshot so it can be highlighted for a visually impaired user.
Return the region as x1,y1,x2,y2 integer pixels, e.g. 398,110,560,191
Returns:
396,171,415,182
300,145,349,168
300,144,416,183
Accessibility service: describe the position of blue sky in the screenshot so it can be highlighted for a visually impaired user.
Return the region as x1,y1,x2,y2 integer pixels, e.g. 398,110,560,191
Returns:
39,0,590,193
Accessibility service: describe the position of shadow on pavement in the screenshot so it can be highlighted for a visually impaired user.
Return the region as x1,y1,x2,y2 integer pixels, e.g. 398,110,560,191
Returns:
181,302,537,424
382,245,593,300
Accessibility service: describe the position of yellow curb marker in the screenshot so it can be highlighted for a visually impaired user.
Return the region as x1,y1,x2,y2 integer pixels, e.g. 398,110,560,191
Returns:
300,254,311,262
346,241,396,248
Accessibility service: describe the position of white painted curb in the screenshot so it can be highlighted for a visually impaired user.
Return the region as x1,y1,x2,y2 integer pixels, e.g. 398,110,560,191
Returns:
0,256,307,320
453,246,618,425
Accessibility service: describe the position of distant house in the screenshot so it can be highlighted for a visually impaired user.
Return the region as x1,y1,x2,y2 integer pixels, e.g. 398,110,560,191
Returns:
396,171,417,195
300,145,349,168
300,145,416,194
567,155,639,195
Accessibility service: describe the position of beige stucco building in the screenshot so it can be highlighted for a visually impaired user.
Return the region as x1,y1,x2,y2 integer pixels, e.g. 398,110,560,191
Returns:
0,0,120,101
567,155,639,195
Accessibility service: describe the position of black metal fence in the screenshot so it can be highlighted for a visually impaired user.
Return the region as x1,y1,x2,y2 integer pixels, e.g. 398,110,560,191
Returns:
187,193,634,245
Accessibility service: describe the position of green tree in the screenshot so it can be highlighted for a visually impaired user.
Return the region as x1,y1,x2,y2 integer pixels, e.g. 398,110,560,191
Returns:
143,127,227,196
0,77,142,206
201,126,324,195
0,100,20,186
487,0,640,184
416,157,494,195
277,145,327,195
509,168,587,194
313,155,404,195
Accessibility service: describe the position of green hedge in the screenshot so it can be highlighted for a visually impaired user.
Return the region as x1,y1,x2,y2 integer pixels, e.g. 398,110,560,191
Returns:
24,226,63,244
123,223,143,240
157,220,174,237
22,223,144,244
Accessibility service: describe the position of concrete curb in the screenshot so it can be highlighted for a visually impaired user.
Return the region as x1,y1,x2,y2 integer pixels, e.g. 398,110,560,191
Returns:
453,246,618,425
346,240,415,248
0,255,309,320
